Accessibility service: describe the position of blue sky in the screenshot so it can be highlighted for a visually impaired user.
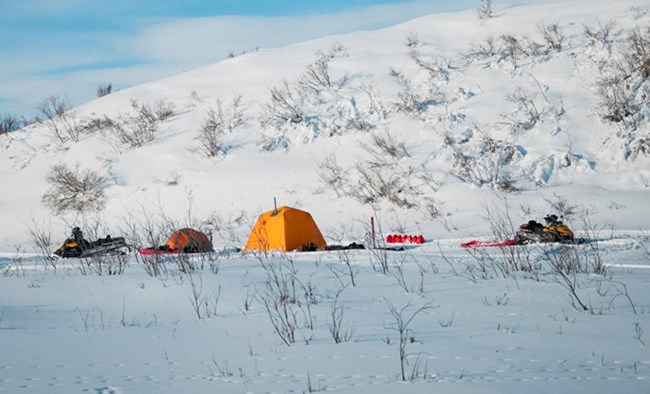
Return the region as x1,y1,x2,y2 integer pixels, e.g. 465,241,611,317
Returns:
0,0,475,119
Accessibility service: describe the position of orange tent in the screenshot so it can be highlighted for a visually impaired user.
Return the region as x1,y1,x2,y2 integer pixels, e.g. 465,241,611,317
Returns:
244,206,327,252
165,228,213,253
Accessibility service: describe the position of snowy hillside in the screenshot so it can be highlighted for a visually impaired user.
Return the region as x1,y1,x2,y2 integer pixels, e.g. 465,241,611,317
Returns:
0,0,649,250
1,2,650,392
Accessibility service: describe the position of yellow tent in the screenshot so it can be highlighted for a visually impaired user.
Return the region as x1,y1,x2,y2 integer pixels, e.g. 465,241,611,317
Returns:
244,206,327,252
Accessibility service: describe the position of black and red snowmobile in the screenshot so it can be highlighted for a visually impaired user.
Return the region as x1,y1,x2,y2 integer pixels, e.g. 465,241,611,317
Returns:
54,227,129,258
514,214,574,245
461,214,578,248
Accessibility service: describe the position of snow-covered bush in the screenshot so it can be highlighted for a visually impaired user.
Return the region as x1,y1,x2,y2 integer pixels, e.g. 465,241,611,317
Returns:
96,82,113,98
41,163,107,215
109,99,176,148
537,22,565,53
477,0,494,21
448,129,521,191
596,26,650,158
259,44,377,149
0,113,23,134
36,95,79,143
196,96,245,158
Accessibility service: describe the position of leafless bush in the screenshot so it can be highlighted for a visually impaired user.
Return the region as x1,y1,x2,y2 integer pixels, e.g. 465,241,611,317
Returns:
299,58,334,95
583,20,619,50
463,198,538,280
596,279,637,315
630,6,648,19
409,50,449,82
23,216,56,267
316,154,348,198
596,73,640,131
326,224,360,287
188,272,221,319
348,131,440,210
328,287,355,343
196,96,245,158
405,33,421,48
260,80,305,127
545,253,589,311
448,129,520,191
464,37,497,61
502,86,540,133
360,81,388,121
36,95,79,143
255,254,317,345
477,0,494,20
42,163,107,215
76,116,116,135
499,34,527,69
389,68,446,113
634,322,645,345
596,27,650,137
109,99,175,148
537,22,565,53
79,253,129,275
0,113,23,134
370,130,410,159
544,194,578,223
96,82,113,98
386,300,435,381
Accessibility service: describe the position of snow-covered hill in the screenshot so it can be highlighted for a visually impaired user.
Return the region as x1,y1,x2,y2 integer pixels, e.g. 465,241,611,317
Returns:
1,0,649,251
1,2,650,393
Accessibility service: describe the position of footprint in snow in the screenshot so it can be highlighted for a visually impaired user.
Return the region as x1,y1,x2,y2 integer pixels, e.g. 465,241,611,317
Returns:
94,386,122,394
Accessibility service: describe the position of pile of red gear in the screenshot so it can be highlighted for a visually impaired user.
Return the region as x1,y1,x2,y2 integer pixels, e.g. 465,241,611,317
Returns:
386,234,425,244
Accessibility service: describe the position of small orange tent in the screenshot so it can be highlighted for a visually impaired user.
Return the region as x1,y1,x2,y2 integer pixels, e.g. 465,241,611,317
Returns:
165,228,213,253
244,206,327,252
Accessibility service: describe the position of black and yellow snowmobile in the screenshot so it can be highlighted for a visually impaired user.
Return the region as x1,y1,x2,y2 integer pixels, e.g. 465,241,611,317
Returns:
54,227,128,258
515,214,574,245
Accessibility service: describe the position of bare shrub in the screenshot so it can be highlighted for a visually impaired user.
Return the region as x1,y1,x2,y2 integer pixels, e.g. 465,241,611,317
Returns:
188,272,221,319
596,27,650,137
387,300,435,381
260,80,304,127
109,99,176,148
448,128,520,191
537,22,565,53
24,216,56,269
79,253,129,276
77,116,116,135
36,95,79,143
544,194,578,222
326,224,361,287
464,37,497,62
409,50,449,82
255,254,317,345
389,68,445,114
477,0,494,20
499,34,527,70
42,163,107,215
328,287,355,343
196,96,245,158
405,33,421,48
502,86,540,133
583,20,620,51
0,113,23,134
316,154,348,197
299,58,333,95
96,82,113,98
464,198,537,279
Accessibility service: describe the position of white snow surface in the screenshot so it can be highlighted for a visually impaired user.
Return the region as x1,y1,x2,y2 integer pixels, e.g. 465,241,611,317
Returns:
1,0,650,392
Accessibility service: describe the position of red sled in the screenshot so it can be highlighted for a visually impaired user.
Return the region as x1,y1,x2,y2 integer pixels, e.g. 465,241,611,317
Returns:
460,238,518,248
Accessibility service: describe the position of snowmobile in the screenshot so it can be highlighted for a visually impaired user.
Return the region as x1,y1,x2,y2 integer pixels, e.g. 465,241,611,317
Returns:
515,214,574,245
54,227,129,258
